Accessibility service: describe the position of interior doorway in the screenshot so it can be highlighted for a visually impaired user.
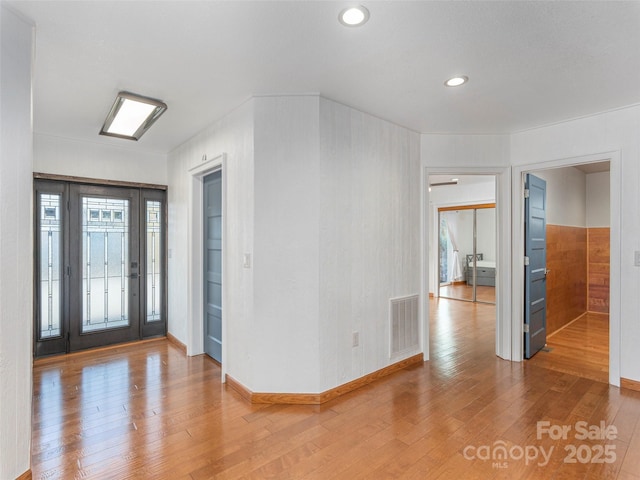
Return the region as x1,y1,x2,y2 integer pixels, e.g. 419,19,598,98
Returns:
427,174,498,357
522,162,611,381
186,153,227,377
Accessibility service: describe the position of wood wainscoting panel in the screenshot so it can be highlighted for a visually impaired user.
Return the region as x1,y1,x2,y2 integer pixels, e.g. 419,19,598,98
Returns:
588,227,610,314
546,225,587,334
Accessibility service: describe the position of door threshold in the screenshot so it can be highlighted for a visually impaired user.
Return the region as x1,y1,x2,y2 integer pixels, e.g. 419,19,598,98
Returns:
34,337,166,365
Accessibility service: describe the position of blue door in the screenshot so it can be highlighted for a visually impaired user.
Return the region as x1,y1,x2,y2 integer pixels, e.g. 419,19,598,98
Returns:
204,171,222,362
524,174,547,359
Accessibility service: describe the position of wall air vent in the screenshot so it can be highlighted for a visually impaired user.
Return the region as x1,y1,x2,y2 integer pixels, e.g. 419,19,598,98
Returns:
390,295,419,357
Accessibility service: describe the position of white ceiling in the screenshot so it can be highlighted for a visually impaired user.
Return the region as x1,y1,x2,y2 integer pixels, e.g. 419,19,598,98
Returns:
7,1,640,155
574,161,610,174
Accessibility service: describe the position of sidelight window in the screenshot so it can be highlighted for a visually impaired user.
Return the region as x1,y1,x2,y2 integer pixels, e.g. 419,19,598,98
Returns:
39,194,62,339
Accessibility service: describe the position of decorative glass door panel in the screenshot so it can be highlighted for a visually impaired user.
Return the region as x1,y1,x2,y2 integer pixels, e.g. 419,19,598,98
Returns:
140,189,166,338
145,200,161,323
39,194,62,338
35,181,68,356
81,197,130,333
69,185,140,351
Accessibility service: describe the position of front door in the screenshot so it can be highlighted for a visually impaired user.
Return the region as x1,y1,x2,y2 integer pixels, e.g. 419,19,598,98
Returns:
524,173,548,358
203,171,222,362
69,184,141,350
34,180,166,356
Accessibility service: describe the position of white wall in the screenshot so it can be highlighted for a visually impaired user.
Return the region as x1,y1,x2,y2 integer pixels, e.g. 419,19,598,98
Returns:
511,104,640,383
531,167,611,228
476,207,496,263
531,166,586,227
34,133,168,185
318,98,421,390
421,134,510,168
0,6,33,478
252,95,321,392
167,99,254,386
167,95,421,394
587,171,610,227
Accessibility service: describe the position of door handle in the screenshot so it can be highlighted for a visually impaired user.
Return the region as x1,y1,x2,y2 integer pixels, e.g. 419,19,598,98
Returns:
130,273,139,279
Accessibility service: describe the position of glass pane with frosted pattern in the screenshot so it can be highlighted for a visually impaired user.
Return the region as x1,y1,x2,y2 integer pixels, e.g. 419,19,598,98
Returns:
39,194,62,339
81,197,129,332
146,200,162,322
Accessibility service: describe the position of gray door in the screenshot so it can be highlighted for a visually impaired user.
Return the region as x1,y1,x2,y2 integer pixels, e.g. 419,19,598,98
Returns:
524,173,547,359
204,171,222,362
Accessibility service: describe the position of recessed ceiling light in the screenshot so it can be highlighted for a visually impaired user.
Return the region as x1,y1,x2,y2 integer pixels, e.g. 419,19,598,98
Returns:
99,91,167,141
339,6,370,26
444,76,469,87
451,178,459,182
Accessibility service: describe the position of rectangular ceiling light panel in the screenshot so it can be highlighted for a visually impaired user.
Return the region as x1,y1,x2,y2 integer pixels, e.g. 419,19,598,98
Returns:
100,91,167,141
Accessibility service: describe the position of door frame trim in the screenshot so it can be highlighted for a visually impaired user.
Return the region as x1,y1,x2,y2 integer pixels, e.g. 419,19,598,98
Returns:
33,172,167,191
187,154,226,375
511,151,621,386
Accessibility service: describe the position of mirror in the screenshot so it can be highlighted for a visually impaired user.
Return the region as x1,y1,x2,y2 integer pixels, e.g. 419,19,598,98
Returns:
438,206,495,304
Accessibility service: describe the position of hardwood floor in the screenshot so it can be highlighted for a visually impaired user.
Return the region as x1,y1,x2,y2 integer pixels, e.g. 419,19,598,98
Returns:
527,312,609,383
439,284,496,303
31,300,640,479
